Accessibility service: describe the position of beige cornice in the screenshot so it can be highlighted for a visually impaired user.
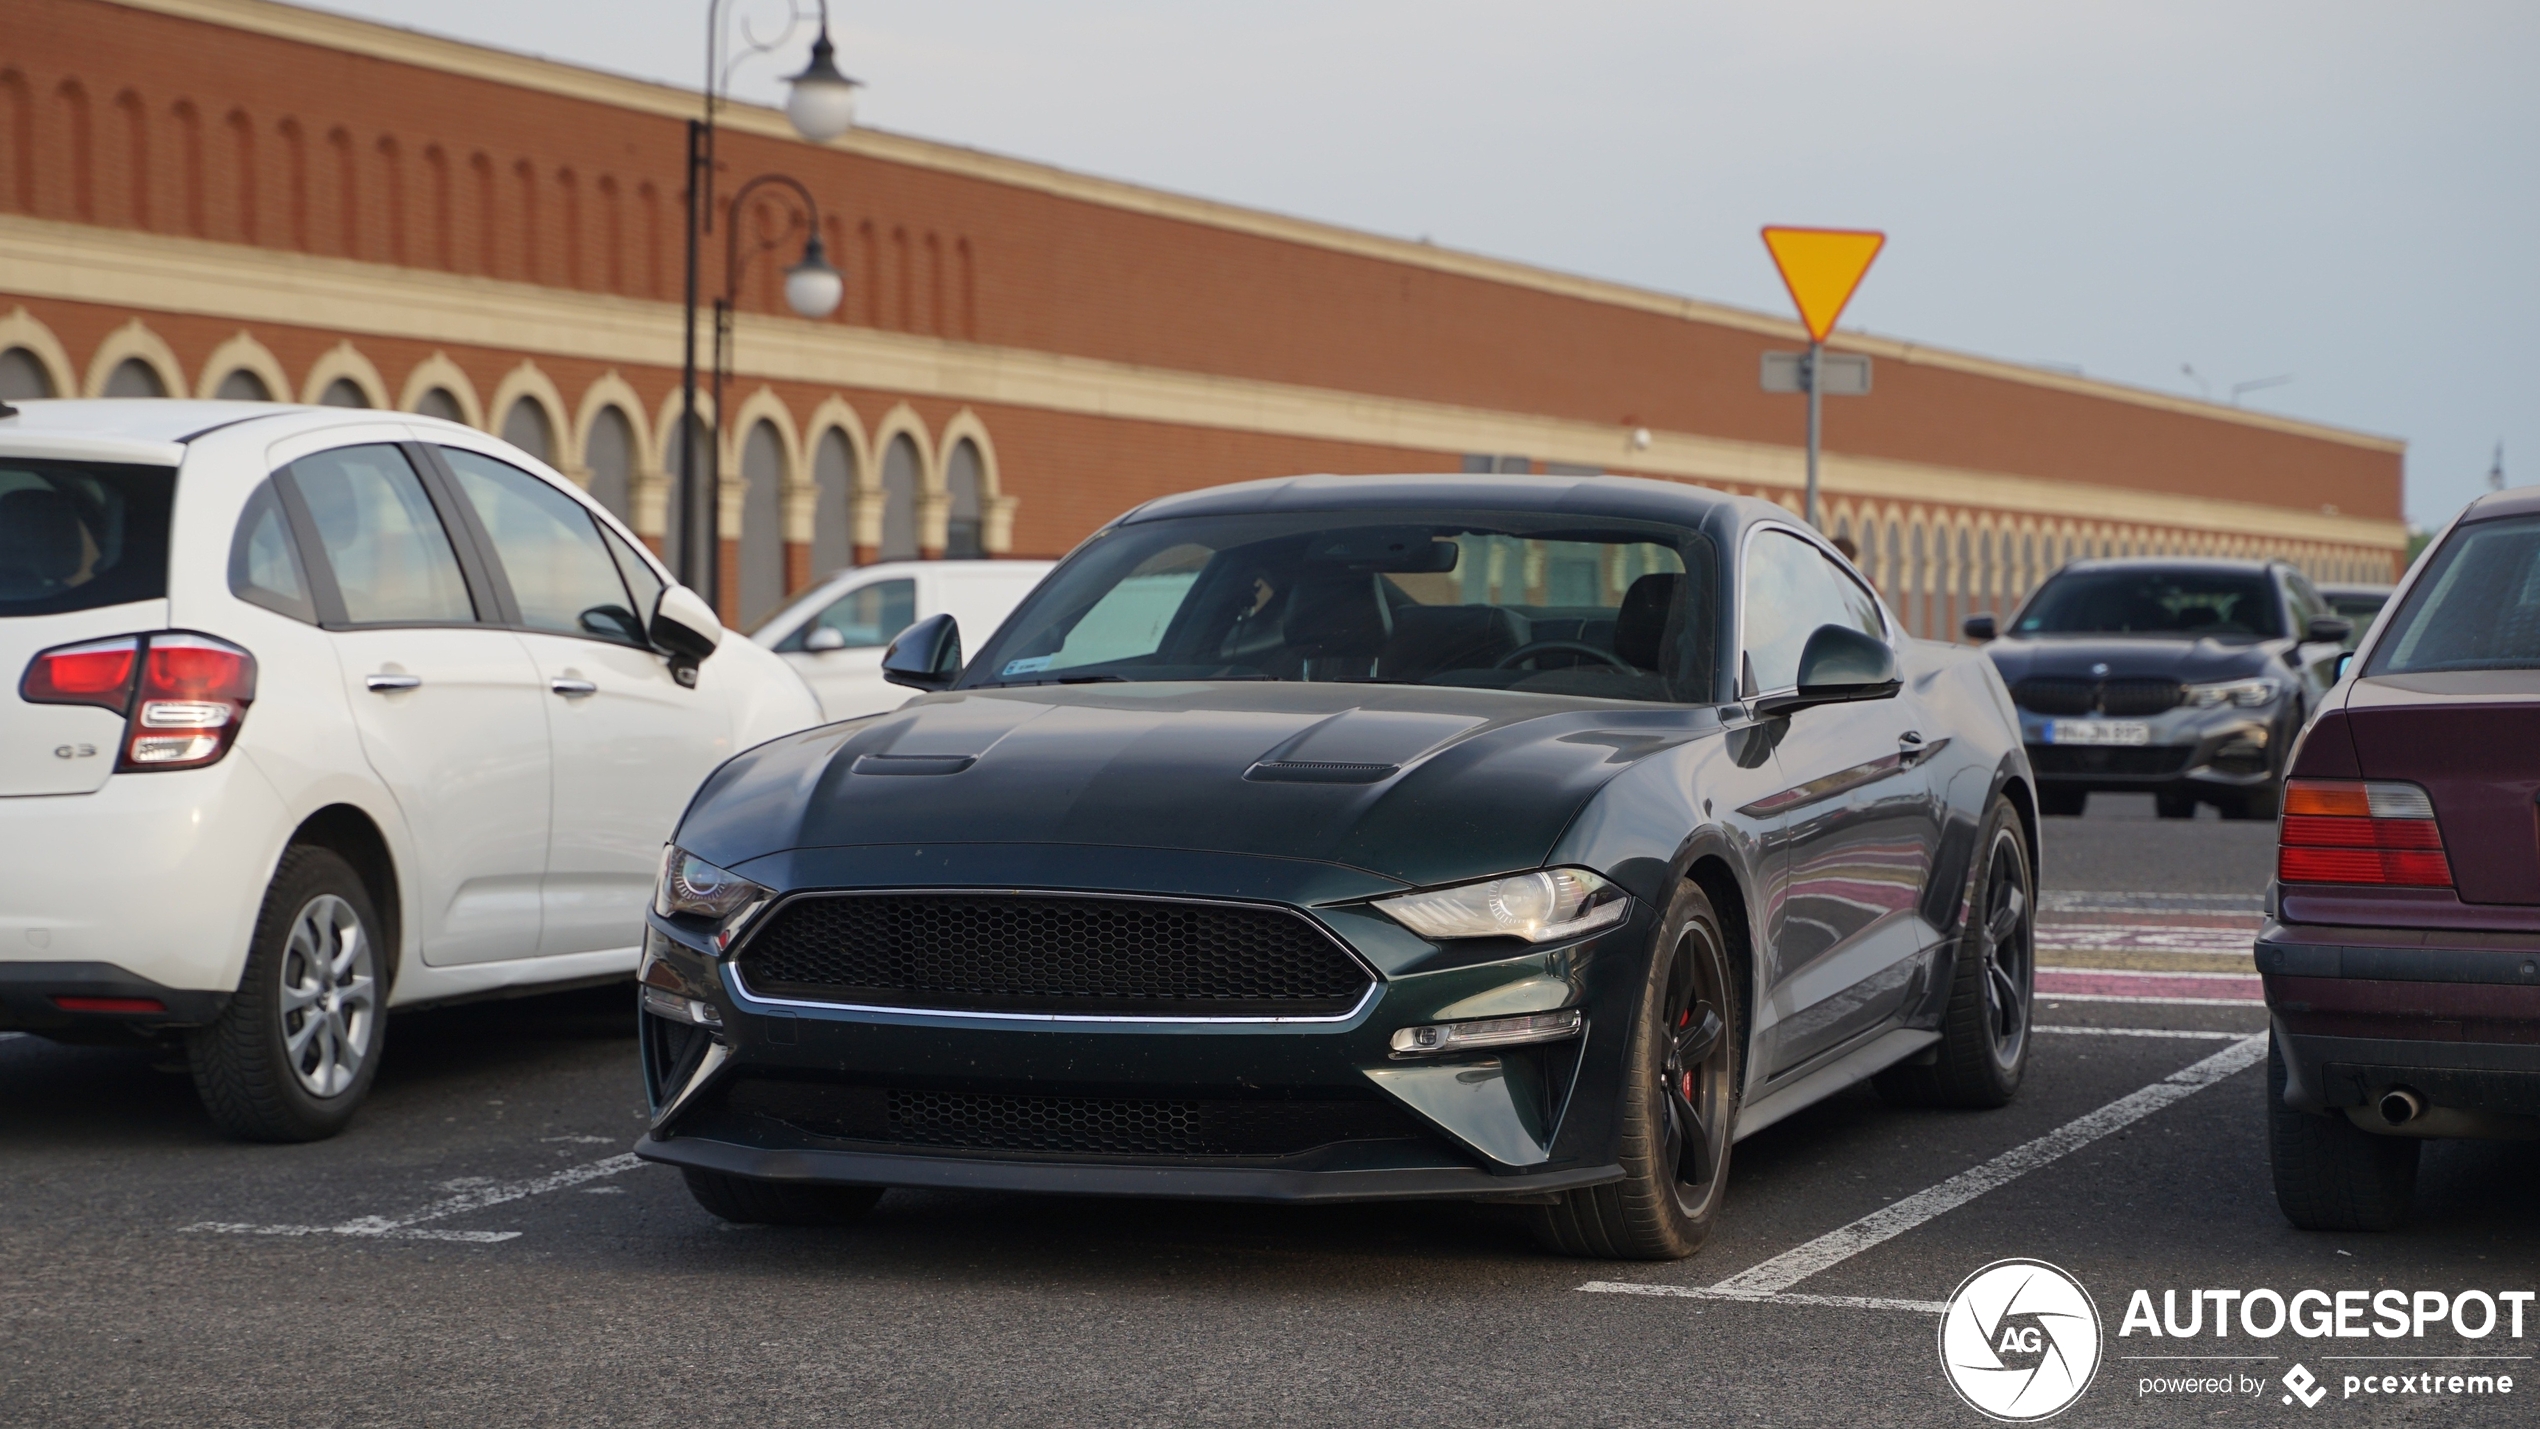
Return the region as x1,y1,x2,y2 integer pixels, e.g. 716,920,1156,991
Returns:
0,214,2406,551
108,0,2400,455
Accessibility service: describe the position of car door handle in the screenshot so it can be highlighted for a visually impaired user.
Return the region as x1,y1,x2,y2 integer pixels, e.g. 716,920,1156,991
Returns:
364,673,423,692
549,678,598,698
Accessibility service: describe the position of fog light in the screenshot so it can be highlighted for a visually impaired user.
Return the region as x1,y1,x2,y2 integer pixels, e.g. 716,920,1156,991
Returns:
1389,1009,1581,1056
642,985,723,1027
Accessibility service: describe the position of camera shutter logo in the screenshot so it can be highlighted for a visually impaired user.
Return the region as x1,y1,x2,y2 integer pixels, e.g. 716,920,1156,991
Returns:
1939,1259,2103,1421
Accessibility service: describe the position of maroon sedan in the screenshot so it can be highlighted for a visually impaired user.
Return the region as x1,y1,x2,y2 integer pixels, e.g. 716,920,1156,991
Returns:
2261,486,2540,1231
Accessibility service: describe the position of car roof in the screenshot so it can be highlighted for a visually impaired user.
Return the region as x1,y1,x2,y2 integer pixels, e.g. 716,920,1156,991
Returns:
2050,555,2284,577
0,397,469,461
1117,472,1760,531
2458,484,2540,524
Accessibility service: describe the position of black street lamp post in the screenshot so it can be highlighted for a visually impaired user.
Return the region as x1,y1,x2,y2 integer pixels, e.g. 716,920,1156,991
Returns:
677,0,859,613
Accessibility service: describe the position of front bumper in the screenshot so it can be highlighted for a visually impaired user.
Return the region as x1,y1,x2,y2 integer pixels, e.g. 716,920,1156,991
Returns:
630,847,1648,1202
2018,702,2283,793
2259,920,2540,1133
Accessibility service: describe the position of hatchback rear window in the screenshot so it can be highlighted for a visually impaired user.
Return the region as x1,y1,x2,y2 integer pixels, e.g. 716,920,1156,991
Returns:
0,459,175,617
2368,514,2540,674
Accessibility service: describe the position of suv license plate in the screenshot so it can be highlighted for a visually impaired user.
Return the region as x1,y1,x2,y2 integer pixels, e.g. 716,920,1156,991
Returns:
2049,720,2152,746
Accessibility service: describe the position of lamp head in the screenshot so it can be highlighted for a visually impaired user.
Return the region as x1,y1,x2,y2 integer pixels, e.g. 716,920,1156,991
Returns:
784,32,861,143
784,232,845,319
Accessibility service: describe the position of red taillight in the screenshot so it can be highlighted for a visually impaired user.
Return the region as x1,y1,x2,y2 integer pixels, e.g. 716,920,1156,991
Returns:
53,995,168,1015
19,631,255,772
2278,778,2452,887
19,635,140,713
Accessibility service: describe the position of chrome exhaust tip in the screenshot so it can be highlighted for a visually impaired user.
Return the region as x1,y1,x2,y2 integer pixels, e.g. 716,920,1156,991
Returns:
2377,1087,2425,1126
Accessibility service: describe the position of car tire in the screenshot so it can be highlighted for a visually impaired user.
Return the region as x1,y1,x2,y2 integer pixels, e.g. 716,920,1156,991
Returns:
2155,790,2197,819
2266,1031,2417,1232
1874,794,2034,1110
2039,788,2086,817
2222,781,2282,821
1527,881,1740,1261
186,846,387,1143
682,1167,885,1227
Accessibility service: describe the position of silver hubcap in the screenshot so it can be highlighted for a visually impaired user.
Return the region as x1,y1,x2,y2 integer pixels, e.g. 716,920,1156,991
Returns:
279,894,375,1098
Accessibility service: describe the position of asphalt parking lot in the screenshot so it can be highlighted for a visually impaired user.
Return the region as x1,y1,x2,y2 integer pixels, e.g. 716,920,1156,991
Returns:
4,797,2532,1427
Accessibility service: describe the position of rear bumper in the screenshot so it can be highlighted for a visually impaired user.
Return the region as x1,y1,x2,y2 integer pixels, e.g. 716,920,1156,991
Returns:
0,960,229,1033
2259,920,2540,1127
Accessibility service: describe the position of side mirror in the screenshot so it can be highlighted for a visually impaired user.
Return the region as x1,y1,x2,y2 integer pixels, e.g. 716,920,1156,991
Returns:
2333,650,2355,682
1961,613,1998,643
2306,615,2354,645
803,624,848,653
1754,624,1902,717
881,611,961,691
649,585,723,688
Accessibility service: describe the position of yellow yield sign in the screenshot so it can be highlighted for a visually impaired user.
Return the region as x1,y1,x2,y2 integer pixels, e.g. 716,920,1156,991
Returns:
1759,225,1886,528
1761,226,1885,343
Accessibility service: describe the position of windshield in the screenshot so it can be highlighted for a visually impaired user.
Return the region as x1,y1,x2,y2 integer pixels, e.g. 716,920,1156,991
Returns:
2367,515,2540,674
0,458,176,617
2012,567,2284,640
963,511,1717,703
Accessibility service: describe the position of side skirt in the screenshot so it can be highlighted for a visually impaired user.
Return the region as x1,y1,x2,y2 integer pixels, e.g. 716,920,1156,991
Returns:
1732,1027,1940,1141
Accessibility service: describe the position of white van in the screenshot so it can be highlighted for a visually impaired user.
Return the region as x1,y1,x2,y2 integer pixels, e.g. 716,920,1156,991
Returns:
753,559,1052,720
0,400,820,1140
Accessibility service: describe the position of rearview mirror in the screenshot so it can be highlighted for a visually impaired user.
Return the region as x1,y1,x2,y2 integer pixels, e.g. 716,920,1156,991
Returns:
803,624,847,653
649,585,722,687
1961,613,1997,643
2333,650,2354,682
1754,624,1902,717
882,612,962,691
2306,615,2354,644
1300,527,1459,573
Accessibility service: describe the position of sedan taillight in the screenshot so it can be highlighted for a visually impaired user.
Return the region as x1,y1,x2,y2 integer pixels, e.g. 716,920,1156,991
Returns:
2277,778,2451,887
20,632,257,772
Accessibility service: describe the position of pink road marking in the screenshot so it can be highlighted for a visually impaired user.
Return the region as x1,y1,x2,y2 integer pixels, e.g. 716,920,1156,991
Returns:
2037,967,2265,1001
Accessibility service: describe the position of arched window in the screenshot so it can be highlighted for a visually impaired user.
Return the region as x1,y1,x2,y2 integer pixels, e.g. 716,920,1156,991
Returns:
739,419,785,627
879,433,919,562
0,348,57,400
584,405,636,522
414,388,464,424
810,428,856,575
500,397,551,463
213,368,272,401
105,358,168,398
944,437,985,559
319,377,369,408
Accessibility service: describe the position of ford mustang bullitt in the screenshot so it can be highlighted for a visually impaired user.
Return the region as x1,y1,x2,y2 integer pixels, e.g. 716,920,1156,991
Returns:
633,473,2041,1260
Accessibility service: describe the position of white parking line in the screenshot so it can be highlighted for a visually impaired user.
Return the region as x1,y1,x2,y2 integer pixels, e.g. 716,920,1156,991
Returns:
2036,1025,2247,1039
182,1152,642,1244
1580,1034,2270,1310
1703,1035,2265,1295
2040,992,2267,1007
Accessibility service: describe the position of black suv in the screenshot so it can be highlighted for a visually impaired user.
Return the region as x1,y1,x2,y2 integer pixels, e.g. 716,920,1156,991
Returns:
1967,559,2352,818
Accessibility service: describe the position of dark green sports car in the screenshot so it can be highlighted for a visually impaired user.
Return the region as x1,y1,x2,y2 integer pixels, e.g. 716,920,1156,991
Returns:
634,473,2039,1259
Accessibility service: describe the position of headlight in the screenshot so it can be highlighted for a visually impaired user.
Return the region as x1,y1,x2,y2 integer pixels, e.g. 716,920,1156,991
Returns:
1375,868,1628,943
654,846,772,950
2185,678,2280,709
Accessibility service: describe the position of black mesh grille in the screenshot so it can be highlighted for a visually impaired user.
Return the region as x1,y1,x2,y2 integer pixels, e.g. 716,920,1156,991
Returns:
714,1079,1424,1159
2011,677,2183,716
2027,744,2194,777
737,893,1372,1015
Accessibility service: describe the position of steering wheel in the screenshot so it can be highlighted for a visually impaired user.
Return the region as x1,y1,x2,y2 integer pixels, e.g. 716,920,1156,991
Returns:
1492,640,1635,672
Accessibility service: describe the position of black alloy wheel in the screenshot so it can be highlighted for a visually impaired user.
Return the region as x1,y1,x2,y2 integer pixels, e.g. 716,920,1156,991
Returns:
1528,881,1740,1260
2155,789,2198,819
1875,794,2034,1109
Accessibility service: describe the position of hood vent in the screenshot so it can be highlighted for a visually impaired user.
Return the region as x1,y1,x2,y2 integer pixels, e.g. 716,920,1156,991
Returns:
851,753,976,776
1244,760,1399,784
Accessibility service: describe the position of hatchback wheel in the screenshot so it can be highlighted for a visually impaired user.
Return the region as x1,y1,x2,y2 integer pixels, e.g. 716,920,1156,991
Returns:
188,846,385,1142
2266,1032,2416,1231
1528,881,1739,1260
683,1168,885,1227
1876,794,2034,1109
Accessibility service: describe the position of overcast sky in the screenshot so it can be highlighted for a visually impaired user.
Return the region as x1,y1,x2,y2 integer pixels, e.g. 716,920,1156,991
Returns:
311,0,2538,530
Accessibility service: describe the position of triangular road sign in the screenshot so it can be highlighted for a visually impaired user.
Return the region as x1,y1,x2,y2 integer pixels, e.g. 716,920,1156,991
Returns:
1761,226,1885,343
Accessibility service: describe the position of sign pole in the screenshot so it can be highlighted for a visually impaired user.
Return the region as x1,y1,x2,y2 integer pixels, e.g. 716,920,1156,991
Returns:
1804,339,1823,528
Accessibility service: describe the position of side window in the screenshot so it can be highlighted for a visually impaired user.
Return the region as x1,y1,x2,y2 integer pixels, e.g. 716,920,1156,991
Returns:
438,447,646,647
288,445,475,625
600,521,665,630
2285,572,2328,628
785,578,916,651
1743,529,1884,692
228,479,316,623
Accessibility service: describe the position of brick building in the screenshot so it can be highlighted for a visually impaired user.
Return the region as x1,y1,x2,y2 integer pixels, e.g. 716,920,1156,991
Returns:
3,0,2406,632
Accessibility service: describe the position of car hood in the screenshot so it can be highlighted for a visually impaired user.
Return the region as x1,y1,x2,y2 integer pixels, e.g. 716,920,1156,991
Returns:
1981,635,2282,684
677,682,1717,889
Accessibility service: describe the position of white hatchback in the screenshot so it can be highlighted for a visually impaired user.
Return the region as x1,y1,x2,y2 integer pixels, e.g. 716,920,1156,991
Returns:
753,558,1052,721
0,400,820,1140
